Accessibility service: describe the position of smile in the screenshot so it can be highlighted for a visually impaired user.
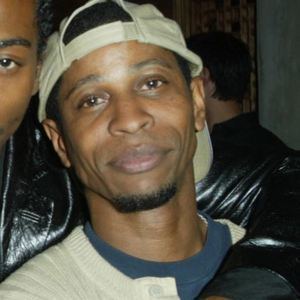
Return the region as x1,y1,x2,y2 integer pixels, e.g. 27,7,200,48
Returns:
109,145,170,174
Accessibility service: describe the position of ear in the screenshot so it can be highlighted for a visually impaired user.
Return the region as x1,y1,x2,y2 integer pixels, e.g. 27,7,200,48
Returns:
31,62,41,96
200,67,216,99
191,77,206,132
42,119,72,168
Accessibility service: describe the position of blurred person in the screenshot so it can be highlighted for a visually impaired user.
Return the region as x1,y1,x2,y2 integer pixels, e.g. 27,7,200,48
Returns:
187,31,286,152
187,32,299,299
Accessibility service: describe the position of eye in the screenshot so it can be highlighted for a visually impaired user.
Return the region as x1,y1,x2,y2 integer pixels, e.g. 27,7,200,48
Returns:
0,58,18,70
79,95,108,109
140,79,166,91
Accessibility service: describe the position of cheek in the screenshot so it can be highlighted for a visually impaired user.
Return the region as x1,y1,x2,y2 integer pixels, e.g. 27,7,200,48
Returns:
164,98,196,155
0,72,36,144
64,132,114,198
0,65,37,109
62,122,106,180
0,101,31,150
160,95,195,132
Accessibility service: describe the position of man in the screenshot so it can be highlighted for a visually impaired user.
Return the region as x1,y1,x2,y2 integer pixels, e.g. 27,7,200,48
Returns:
0,0,50,277
187,31,286,150
186,32,300,298
0,0,49,151
187,32,290,227
0,1,245,299
0,0,84,281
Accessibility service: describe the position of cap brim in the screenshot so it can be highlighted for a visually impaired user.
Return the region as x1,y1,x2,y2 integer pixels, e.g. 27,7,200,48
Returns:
193,122,213,183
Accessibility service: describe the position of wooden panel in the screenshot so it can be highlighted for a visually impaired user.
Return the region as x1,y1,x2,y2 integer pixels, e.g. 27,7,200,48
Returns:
131,0,173,18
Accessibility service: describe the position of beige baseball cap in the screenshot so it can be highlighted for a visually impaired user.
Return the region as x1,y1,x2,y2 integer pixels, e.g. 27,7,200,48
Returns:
38,0,213,182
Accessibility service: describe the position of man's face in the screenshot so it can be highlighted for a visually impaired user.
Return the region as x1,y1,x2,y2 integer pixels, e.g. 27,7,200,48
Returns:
46,41,205,211
0,0,38,149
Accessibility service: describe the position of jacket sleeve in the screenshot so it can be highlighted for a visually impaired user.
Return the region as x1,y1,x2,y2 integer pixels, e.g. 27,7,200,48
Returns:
198,153,300,299
0,97,87,281
198,267,298,300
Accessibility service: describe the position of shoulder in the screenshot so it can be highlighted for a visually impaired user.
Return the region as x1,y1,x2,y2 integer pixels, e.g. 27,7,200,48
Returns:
216,219,245,244
0,227,87,299
200,213,245,245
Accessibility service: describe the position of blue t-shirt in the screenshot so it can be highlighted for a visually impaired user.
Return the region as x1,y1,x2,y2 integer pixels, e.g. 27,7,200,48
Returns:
84,213,231,299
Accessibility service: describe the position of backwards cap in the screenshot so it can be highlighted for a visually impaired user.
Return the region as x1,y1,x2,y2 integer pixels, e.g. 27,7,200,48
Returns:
38,0,212,182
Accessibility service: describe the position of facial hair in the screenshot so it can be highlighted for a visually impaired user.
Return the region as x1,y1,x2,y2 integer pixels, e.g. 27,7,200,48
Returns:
112,183,177,213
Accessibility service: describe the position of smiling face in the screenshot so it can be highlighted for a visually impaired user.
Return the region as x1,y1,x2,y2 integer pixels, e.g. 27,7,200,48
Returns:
44,41,205,212
0,0,38,149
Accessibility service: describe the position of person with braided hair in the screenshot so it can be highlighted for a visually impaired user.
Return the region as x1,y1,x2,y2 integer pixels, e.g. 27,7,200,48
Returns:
0,0,84,282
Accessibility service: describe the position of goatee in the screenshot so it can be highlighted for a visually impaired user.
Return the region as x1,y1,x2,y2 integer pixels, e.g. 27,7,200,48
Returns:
112,183,177,213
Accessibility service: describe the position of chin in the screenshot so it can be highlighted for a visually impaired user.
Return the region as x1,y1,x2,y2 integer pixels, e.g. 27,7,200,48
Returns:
111,182,177,213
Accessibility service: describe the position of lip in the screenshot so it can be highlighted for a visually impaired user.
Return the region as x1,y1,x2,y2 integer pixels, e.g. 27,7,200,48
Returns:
109,145,170,174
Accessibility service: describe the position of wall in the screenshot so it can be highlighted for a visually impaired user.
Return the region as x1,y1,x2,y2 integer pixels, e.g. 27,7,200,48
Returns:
257,0,300,150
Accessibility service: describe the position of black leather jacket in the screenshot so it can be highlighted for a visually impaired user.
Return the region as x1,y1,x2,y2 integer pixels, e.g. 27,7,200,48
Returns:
196,114,300,298
0,99,86,280
0,106,299,299
197,150,300,299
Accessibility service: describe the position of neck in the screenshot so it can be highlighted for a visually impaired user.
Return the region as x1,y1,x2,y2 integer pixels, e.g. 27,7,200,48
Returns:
86,179,206,262
205,97,242,132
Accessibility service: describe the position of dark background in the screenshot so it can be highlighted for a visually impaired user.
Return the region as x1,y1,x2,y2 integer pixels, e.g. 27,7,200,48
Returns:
53,0,173,30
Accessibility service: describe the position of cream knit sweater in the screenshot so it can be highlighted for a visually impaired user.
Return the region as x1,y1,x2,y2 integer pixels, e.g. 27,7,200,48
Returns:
0,221,244,300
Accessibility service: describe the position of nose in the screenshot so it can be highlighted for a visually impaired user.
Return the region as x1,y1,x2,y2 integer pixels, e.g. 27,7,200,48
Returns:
108,96,154,136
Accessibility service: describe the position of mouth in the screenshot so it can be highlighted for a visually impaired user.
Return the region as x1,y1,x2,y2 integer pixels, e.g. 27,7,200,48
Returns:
109,145,170,174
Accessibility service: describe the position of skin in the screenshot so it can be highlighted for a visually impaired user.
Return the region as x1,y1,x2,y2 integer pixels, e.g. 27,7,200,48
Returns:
44,41,207,262
0,0,38,150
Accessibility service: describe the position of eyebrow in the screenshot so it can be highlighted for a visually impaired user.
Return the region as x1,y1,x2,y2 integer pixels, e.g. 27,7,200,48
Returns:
0,38,31,49
130,58,173,72
65,74,103,100
65,58,173,100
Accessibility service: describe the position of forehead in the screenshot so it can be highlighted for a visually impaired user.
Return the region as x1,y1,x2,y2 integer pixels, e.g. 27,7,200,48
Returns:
0,0,37,40
63,41,180,81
